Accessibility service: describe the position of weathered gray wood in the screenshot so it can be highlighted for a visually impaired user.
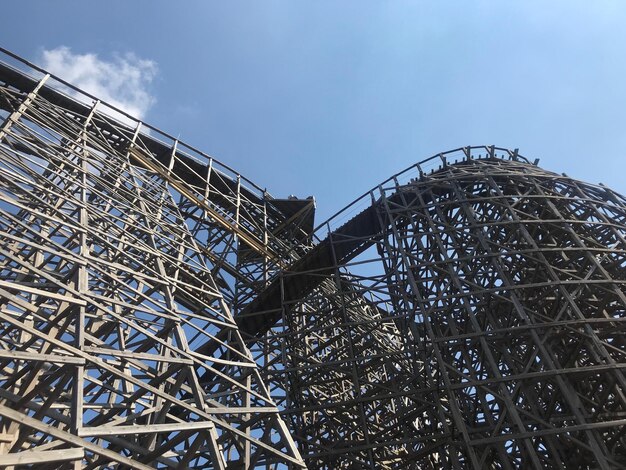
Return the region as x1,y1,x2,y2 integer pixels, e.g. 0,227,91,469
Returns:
0,448,83,466
0,44,624,470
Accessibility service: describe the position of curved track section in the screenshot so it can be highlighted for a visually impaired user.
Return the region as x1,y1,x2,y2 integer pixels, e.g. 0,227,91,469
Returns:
249,151,626,469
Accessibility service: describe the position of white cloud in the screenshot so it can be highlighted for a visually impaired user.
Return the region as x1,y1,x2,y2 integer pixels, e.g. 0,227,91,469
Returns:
40,46,157,122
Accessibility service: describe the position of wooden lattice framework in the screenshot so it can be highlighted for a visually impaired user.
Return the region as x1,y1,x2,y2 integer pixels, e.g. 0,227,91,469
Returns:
0,49,306,469
256,149,626,468
0,48,625,469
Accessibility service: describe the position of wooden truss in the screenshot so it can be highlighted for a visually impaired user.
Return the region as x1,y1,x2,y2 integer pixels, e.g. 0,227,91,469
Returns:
0,48,624,469
255,148,626,468
0,51,305,468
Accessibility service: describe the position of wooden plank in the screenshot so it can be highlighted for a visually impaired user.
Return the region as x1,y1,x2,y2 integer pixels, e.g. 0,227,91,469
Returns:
0,280,87,306
0,350,85,365
0,448,83,466
0,404,154,470
78,420,215,437
82,347,193,365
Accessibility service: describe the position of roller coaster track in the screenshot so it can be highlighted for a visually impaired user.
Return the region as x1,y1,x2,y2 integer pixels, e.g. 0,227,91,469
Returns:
0,47,625,469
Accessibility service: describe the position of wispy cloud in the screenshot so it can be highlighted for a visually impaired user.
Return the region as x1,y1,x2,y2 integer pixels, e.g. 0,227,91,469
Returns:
40,46,157,122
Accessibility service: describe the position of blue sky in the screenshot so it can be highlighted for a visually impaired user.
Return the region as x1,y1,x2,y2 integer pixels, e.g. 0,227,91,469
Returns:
2,1,626,222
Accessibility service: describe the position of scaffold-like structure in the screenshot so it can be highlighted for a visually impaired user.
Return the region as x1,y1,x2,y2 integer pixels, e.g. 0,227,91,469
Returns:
0,48,624,469
262,152,626,469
